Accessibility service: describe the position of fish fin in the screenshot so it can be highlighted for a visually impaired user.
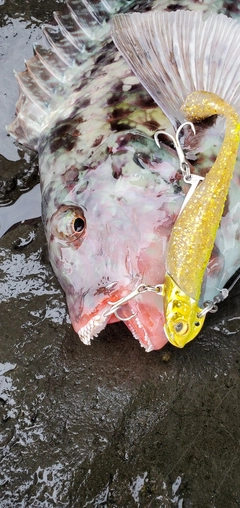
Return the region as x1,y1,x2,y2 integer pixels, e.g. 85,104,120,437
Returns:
111,11,240,128
7,0,135,150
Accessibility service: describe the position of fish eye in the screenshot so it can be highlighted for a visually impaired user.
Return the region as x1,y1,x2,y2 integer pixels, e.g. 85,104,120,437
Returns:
51,205,86,242
73,217,85,233
174,320,189,335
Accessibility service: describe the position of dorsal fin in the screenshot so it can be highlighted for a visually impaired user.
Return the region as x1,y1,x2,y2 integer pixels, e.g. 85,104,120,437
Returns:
111,11,240,128
7,0,137,150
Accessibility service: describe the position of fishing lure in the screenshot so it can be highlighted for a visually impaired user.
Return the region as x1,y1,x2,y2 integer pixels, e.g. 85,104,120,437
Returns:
111,9,240,347
164,91,240,347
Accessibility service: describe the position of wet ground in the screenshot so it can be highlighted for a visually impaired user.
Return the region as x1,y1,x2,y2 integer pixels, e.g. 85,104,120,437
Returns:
0,1,240,507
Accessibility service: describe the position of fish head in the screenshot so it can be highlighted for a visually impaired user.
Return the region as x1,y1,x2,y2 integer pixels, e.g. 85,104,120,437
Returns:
163,274,205,348
41,131,182,351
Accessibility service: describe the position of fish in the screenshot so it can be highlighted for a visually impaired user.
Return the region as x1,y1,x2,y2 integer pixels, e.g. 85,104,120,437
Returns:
7,0,240,352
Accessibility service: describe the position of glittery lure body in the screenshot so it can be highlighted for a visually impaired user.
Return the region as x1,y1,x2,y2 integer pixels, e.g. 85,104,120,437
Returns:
164,92,240,347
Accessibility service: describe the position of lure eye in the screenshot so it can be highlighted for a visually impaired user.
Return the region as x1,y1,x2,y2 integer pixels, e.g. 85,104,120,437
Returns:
174,320,189,335
51,205,86,242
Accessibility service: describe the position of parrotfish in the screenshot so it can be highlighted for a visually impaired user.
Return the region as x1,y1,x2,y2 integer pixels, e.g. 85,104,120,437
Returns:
7,1,240,351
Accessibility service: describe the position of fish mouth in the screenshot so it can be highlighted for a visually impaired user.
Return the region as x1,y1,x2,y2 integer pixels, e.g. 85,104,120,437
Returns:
78,314,108,345
77,289,168,351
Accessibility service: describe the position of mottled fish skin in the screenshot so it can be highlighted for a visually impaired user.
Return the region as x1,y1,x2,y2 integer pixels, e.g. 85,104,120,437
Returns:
7,0,240,351
41,129,182,350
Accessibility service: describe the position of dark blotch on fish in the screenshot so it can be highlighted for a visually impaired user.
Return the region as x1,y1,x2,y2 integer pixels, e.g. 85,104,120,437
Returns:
135,90,156,109
223,0,240,15
196,115,217,128
143,119,161,131
112,164,123,179
110,118,134,132
78,98,91,109
156,131,175,149
49,120,80,153
167,4,184,11
183,115,218,152
92,135,104,147
63,166,79,189
110,106,133,121
73,78,89,94
108,82,125,106
95,43,116,67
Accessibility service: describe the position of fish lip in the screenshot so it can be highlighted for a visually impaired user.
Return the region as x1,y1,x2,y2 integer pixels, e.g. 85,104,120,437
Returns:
127,314,154,352
78,313,108,345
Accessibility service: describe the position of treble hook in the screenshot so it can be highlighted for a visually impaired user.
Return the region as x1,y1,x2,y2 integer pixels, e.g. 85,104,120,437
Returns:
155,122,205,214
154,121,196,179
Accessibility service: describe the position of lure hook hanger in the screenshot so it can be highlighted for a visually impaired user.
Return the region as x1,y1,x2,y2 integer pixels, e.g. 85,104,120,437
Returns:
103,283,164,321
198,270,240,318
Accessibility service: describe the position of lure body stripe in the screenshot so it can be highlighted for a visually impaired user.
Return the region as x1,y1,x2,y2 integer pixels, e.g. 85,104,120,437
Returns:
167,91,240,302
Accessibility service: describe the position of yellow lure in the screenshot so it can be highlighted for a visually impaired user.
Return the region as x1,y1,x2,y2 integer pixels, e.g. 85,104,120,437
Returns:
164,91,240,347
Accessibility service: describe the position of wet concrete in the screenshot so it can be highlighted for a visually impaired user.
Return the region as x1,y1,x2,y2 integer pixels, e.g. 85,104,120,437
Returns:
1,1,240,507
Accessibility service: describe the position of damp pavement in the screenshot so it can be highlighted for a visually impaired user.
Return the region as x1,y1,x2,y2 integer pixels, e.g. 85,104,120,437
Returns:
0,1,240,507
